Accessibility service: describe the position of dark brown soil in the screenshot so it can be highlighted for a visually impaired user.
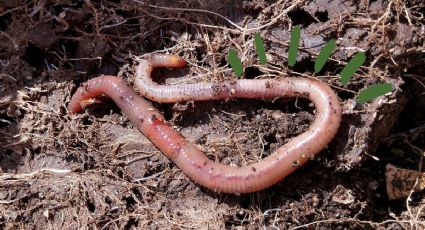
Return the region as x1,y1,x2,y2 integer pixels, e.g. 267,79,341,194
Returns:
1,0,424,229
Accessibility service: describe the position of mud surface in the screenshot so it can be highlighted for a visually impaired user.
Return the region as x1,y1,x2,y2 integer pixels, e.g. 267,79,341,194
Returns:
1,0,425,229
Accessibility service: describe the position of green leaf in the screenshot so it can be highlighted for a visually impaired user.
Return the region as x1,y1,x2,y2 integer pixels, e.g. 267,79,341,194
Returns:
357,83,393,103
255,33,267,64
288,25,301,67
314,39,336,73
228,48,243,77
340,52,366,85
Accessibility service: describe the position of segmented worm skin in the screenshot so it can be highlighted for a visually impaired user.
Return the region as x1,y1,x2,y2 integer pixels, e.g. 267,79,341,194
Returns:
69,54,342,194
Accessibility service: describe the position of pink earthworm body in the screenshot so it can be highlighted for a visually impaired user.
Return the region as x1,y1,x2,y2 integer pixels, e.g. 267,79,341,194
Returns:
69,54,342,194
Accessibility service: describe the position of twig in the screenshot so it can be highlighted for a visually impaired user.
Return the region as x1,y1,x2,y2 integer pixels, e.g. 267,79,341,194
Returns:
143,0,305,34
0,31,19,50
147,4,243,31
132,171,164,182
405,143,425,230
246,0,305,32
0,0,34,17
0,168,71,180
292,218,423,229
381,125,425,147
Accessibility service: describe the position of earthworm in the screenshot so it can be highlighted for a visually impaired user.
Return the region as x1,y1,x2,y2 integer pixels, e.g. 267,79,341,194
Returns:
69,54,342,194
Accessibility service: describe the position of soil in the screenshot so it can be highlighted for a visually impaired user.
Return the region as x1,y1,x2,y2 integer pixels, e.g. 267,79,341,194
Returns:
1,0,424,229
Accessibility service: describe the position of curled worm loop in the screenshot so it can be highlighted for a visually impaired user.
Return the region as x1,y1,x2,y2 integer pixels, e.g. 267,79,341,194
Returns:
69,54,342,194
